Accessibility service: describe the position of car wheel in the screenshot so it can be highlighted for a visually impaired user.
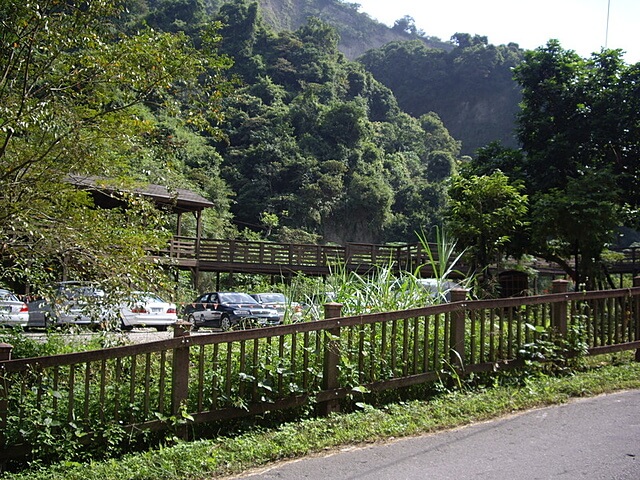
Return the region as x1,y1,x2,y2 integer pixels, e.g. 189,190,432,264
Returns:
220,314,231,331
120,321,133,332
156,325,168,332
188,315,199,331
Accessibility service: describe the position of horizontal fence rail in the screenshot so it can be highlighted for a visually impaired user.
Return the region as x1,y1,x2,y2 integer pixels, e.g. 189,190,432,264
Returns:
1,282,640,464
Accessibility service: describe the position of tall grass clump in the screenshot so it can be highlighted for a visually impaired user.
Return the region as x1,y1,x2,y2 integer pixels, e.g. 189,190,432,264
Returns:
310,228,472,318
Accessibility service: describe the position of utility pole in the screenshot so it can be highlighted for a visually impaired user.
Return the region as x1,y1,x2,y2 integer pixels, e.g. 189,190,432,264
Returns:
605,0,611,49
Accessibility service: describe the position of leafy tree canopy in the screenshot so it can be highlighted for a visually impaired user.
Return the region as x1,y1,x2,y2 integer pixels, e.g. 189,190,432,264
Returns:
0,0,232,292
465,42,640,288
210,2,463,244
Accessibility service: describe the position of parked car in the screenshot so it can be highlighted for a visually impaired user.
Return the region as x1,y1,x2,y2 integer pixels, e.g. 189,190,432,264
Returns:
250,292,302,323
416,278,464,303
0,289,29,328
28,281,117,328
120,292,178,331
184,292,280,330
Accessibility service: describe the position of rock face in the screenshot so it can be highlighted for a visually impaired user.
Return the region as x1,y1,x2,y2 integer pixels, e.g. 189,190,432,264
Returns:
255,0,452,60
252,0,519,155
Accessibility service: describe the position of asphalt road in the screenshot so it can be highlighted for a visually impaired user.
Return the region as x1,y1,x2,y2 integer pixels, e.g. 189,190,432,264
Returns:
237,390,640,480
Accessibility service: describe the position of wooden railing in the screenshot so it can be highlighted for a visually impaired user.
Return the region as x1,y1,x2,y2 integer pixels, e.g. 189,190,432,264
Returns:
162,237,435,275
160,237,640,277
1,281,640,464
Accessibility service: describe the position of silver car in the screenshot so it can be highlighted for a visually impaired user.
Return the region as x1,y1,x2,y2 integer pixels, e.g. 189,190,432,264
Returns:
28,281,116,328
120,292,178,331
250,292,302,323
0,289,29,328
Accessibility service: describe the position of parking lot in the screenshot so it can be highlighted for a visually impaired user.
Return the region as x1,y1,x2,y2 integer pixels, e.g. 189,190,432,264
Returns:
21,325,221,345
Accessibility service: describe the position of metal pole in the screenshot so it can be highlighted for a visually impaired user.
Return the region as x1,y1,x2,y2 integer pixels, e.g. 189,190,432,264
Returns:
605,0,611,49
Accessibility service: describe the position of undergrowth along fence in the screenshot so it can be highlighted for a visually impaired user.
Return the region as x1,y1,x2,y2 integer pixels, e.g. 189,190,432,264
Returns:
2,279,640,466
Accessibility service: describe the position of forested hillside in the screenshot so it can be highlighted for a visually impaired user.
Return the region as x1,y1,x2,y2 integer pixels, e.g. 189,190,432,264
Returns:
3,0,639,294
1,0,470,294
136,0,467,245
359,35,525,154
144,0,521,154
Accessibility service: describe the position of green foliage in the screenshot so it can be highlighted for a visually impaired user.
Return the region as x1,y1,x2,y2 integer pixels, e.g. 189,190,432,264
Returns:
518,317,589,375
4,358,639,479
0,0,233,292
415,227,467,283
446,171,528,280
358,38,525,154
0,328,130,359
212,4,463,244
509,42,640,287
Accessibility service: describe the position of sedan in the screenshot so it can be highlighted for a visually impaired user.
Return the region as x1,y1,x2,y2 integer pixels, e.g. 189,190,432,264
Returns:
120,292,178,331
0,289,29,328
250,292,302,323
28,281,117,328
184,292,280,330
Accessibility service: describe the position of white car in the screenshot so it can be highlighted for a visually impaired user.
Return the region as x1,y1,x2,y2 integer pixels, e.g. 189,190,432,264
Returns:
120,292,178,331
0,289,29,328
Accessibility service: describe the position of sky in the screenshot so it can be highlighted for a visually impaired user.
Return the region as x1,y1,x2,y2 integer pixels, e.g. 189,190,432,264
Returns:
353,0,640,64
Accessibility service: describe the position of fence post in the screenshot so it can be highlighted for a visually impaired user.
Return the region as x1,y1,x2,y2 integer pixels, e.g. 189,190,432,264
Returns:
552,279,570,338
0,342,11,461
449,289,468,369
634,276,640,362
171,320,192,416
0,343,12,361
321,302,342,416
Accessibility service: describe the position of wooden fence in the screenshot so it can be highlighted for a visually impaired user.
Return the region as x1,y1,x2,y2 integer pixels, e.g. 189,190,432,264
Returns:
2,280,640,464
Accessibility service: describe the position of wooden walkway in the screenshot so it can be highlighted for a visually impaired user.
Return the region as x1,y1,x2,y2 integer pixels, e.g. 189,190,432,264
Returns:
154,237,640,278
157,237,434,277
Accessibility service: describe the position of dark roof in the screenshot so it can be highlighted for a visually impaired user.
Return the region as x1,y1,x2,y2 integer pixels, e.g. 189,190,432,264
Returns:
68,175,214,213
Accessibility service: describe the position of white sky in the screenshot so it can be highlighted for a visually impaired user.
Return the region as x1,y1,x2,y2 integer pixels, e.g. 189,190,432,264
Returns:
354,0,640,63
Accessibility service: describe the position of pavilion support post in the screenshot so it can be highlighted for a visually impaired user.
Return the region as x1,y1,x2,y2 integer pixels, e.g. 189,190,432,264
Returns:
176,212,183,237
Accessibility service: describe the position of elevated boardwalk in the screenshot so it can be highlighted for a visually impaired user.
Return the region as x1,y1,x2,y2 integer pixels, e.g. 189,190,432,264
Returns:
157,237,435,277
154,237,640,280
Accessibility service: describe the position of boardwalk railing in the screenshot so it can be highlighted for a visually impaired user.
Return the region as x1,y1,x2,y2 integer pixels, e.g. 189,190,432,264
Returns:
160,237,640,277
162,237,436,275
1,280,640,464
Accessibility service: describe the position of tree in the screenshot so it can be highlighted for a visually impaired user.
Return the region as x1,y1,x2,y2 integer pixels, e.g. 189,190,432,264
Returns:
0,0,231,292
530,171,620,287
446,171,528,288
512,41,640,287
392,16,422,36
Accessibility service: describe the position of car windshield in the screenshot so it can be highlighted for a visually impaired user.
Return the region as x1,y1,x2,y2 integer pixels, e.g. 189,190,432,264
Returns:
219,293,258,304
56,283,104,300
131,292,164,303
256,293,286,303
0,290,18,302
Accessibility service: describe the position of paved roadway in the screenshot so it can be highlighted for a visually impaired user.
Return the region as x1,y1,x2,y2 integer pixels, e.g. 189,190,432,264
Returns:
236,390,640,480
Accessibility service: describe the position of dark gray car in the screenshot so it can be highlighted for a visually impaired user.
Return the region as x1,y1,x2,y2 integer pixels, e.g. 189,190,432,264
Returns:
184,292,280,330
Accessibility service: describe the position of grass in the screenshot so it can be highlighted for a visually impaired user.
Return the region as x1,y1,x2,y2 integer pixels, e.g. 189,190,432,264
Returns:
3,353,640,480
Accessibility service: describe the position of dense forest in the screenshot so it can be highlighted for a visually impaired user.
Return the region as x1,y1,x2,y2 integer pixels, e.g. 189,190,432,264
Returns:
2,0,640,293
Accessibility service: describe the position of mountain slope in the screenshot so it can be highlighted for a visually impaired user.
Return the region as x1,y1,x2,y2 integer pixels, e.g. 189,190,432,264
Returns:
254,0,453,59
